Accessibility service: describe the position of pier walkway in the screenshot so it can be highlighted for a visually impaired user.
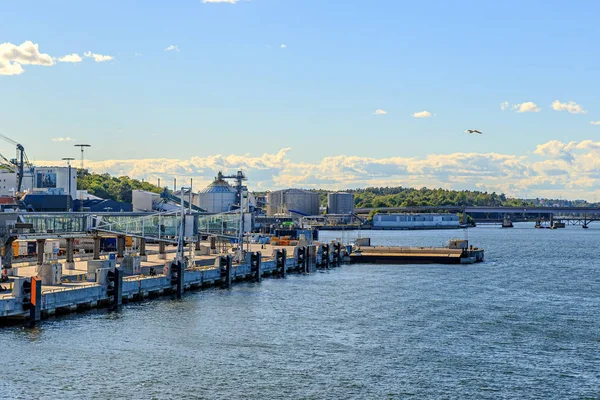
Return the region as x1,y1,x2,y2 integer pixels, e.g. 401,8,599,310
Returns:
0,241,342,323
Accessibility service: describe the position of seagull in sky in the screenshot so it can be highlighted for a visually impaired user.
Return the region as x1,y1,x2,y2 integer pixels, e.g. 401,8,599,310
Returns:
464,129,483,134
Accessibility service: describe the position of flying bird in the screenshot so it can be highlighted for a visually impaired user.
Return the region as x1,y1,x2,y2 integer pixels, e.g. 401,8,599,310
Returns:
465,129,483,134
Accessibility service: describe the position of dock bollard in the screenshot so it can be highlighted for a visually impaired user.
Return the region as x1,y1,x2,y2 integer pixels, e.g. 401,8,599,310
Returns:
171,261,184,299
30,276,42,324
332,242,341,266
251,252,262,282
322,244,330,269
280,249,287,277
274,249,286,277
107,267,123,310
219,255,232,288
296,247,308,273
307,245,316,273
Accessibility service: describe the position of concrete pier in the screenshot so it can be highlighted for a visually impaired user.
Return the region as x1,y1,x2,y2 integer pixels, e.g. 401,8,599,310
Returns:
0,241,347,323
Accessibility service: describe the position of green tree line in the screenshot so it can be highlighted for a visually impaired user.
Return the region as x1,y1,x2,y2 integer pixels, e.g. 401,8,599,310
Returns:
77,170,161,203
350,187,529,208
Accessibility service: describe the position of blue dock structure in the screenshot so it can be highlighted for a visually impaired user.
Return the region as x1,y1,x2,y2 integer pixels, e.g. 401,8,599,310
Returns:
0,210,344,324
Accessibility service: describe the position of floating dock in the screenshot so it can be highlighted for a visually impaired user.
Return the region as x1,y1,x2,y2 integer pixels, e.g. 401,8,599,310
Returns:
349,239,484,265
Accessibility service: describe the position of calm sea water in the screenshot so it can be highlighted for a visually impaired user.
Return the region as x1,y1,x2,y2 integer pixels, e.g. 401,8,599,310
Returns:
2,223,599,399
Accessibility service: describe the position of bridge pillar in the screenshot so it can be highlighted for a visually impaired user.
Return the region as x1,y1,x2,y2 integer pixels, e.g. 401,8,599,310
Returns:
139,238,147,261
65,238,75,270
158,241,166,260
36,239,45,266
116,235,125,261
93,237,101,260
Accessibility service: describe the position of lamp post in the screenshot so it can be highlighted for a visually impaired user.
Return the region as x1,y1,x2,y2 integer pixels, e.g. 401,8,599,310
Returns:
74,144,91,211
62,157,75,212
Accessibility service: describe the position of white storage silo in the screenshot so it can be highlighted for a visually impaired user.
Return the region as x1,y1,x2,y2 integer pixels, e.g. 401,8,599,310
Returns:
198,175,237,213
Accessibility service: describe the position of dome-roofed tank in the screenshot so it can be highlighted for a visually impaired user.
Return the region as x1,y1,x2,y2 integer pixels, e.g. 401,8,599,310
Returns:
198,172,237,213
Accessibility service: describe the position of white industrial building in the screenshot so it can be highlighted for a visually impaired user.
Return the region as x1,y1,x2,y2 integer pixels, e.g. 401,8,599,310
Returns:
0,166,77,198
132,190,161,212
266,189,320,216
327,192,354,214
373,213,460,229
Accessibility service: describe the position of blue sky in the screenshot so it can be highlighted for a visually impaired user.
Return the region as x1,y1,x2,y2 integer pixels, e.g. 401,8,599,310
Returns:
2,0,600,198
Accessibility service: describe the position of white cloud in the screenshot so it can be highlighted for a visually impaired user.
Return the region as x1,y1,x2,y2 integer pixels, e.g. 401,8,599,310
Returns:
0,41,54,75
52,137,75,142
58,53,83,63
591,121,600,126
412,110,432,118
280,44,287,49
164,45,180,52
374,109,387,115
552,100,587,114
512,102,541,113
84,51,113,62
500,101,509,111
34,140,600,200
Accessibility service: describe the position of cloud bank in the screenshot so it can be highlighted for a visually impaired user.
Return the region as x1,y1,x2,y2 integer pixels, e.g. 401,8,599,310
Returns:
1,41,113,74
37,140,600,200
552,100,587,114
0,41,54,75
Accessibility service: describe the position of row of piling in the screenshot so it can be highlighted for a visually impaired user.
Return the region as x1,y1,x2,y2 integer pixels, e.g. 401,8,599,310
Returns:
6,242,346,326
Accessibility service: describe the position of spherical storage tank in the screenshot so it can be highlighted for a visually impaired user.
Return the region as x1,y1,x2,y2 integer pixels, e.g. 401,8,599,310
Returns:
198,175,236,213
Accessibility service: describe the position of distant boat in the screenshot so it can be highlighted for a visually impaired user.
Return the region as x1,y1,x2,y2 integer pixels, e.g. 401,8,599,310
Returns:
502,216,513,228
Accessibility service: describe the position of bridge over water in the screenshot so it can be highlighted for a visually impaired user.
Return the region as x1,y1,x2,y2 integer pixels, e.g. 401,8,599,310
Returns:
354,205,600,216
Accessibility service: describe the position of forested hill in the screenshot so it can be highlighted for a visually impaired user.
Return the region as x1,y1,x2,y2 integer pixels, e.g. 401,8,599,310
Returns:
351,187,526,208
349,187,596,209
77,170,161,204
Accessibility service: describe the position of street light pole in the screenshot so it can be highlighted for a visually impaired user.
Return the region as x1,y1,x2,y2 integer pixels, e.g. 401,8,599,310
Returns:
62,157,75,212
74,144,91,211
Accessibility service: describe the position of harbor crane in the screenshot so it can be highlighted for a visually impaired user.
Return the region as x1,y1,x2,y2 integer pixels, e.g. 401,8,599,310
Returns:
0,134,33,192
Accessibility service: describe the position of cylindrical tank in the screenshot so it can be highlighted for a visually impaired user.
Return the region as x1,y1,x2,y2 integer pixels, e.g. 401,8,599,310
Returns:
198,174,237,213
266,189,319,216
327,192,355,214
